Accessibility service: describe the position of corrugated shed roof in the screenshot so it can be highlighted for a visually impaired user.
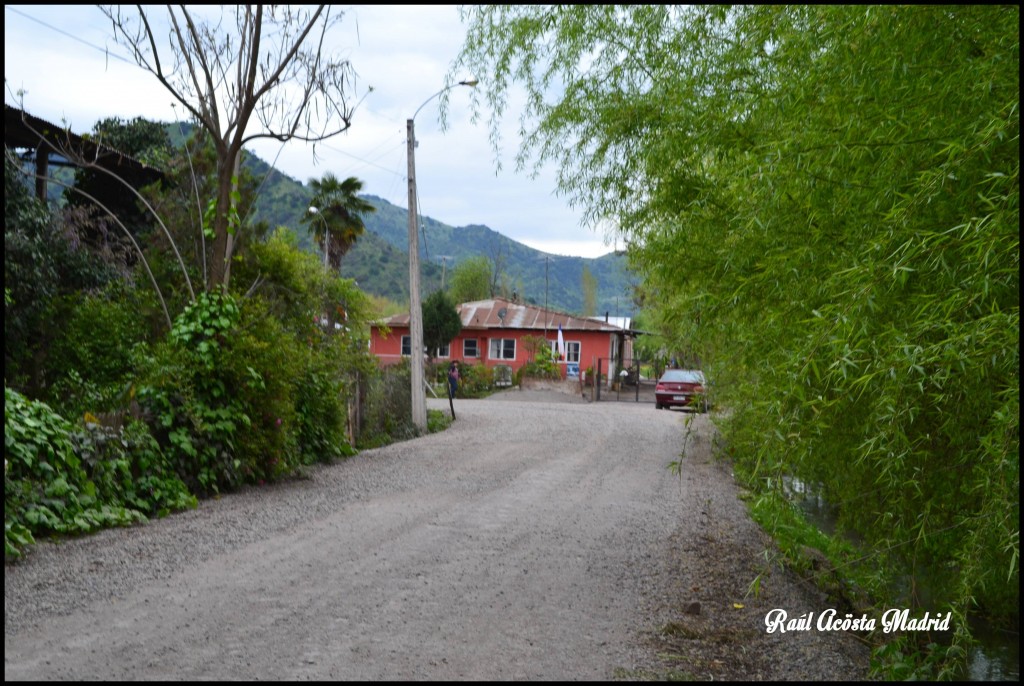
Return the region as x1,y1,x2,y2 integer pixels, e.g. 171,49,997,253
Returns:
5,104,165,187
375,297,627,332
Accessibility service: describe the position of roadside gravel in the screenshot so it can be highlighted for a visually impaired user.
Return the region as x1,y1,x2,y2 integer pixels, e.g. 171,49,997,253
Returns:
5,390,869,680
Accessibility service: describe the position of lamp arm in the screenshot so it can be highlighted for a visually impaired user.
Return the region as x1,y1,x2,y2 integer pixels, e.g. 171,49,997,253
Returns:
411,79,479,122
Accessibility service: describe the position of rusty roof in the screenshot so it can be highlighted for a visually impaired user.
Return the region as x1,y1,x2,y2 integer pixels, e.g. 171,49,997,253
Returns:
376,297,628,333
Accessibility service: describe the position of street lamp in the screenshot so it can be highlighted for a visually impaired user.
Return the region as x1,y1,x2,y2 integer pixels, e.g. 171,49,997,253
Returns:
407,78,478,432
308,205,329,268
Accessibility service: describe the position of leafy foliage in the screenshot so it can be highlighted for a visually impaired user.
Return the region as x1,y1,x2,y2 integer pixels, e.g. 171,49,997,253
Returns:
4,157,125,396
446,254,494,303
456,362,496,398
138,290,266,495
519,334,560,381
4,387,194,558
422,289,463,360
232,227,374,463
43,284,153,418
67,116,174,236
68,419,197,518
454,4,1019,675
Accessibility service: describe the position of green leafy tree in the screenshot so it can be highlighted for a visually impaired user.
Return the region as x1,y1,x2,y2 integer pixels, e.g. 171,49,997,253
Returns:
581,264,598,317
447,254,493,303
67,116,173,235
302,173,376,271
422,289,462,362
454,5,1019,676
4,157,126,395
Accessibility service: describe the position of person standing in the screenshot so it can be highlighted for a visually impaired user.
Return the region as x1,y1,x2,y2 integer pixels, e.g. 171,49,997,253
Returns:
447,361,460,399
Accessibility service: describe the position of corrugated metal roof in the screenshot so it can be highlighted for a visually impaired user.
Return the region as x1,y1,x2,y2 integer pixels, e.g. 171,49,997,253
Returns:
5,104,165,188
375,297,627,332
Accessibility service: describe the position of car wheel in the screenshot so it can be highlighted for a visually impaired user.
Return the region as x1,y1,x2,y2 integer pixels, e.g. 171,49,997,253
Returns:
655,403,663,410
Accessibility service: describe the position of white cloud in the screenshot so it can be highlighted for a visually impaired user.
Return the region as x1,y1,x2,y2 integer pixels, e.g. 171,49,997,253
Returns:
519,238,613,260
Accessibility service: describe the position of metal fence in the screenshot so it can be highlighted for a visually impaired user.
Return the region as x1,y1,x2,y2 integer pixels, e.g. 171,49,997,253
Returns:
587,357,663,403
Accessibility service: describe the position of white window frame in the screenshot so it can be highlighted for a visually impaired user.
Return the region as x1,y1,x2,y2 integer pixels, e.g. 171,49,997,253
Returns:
401,335,411,356
435,343,450,359
565,340,581,363
489,338,516,361
550,339,581,363
463,338,479,358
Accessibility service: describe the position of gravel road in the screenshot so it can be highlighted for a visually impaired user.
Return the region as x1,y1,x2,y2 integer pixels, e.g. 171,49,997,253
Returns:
4,390,869,680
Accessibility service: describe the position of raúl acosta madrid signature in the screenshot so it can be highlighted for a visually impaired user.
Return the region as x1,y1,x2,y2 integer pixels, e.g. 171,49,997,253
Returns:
764,608,951,634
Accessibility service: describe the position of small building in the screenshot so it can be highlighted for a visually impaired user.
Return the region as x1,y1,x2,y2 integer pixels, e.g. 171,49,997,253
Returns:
369,297,635,383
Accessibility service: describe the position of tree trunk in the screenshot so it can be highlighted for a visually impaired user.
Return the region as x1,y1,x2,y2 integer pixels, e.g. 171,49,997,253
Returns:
208,150,241,291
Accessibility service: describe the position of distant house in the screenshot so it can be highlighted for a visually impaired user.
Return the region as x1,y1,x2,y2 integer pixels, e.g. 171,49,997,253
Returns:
369,297,637,384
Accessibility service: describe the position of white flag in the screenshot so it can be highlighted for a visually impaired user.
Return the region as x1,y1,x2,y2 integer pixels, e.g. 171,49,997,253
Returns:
557,324,566,361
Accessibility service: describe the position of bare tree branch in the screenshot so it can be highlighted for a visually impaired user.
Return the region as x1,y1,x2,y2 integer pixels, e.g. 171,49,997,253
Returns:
99,5,359,289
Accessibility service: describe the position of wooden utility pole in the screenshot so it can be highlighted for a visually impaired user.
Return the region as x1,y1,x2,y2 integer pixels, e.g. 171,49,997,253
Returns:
407,118,427,431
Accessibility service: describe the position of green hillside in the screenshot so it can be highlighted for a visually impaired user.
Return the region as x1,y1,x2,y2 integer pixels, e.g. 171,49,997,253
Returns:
359,198,638,317
199,128,638,317
30,119,636,316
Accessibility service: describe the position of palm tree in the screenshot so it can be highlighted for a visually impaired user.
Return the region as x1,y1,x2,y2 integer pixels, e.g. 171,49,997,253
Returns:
302,173,376,270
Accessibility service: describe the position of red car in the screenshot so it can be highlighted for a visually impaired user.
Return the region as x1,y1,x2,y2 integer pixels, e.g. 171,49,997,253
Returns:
655,369,709,412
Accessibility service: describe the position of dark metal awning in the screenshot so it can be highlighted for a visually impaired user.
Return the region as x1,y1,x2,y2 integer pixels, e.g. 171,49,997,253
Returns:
5,104,165,199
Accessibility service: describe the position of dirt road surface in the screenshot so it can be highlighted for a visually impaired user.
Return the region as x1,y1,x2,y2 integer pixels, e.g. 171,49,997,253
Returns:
4,391,869,680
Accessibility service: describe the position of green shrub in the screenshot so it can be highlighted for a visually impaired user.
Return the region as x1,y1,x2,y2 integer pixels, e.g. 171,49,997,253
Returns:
44,283,152,418
218,297,303,481
427,408,453,433
233,226,372,463
517,343,560,383
458,362,495,398
137,293,250,496
358,363,415,448
4,158,122,395
68,419,196,518
294,356,354,464
4,387,147,559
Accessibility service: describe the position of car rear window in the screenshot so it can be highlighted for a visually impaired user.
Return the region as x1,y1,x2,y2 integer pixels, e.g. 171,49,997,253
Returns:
662,370,705,383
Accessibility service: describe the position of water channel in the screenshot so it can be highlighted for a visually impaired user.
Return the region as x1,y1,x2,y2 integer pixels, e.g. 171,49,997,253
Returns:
782,477,1019,681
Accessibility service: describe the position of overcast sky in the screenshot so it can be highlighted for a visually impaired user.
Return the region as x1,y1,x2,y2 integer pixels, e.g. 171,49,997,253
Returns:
4,5,616,258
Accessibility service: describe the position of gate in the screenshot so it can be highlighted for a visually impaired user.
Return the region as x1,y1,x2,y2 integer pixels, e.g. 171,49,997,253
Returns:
588,357,664,404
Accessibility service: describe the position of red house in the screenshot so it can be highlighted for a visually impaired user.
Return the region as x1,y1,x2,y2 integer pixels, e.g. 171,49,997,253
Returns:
369,297,634,382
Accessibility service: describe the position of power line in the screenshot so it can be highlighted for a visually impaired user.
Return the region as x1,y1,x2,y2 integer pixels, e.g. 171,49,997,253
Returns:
316,137,406,179
6,7,136,66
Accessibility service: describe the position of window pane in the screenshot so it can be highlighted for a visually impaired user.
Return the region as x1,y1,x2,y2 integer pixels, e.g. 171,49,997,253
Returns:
401,336,411,356
490,338,515,360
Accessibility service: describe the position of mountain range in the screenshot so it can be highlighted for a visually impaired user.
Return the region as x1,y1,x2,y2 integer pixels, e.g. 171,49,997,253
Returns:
36,121,639,318
244,151,639,318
